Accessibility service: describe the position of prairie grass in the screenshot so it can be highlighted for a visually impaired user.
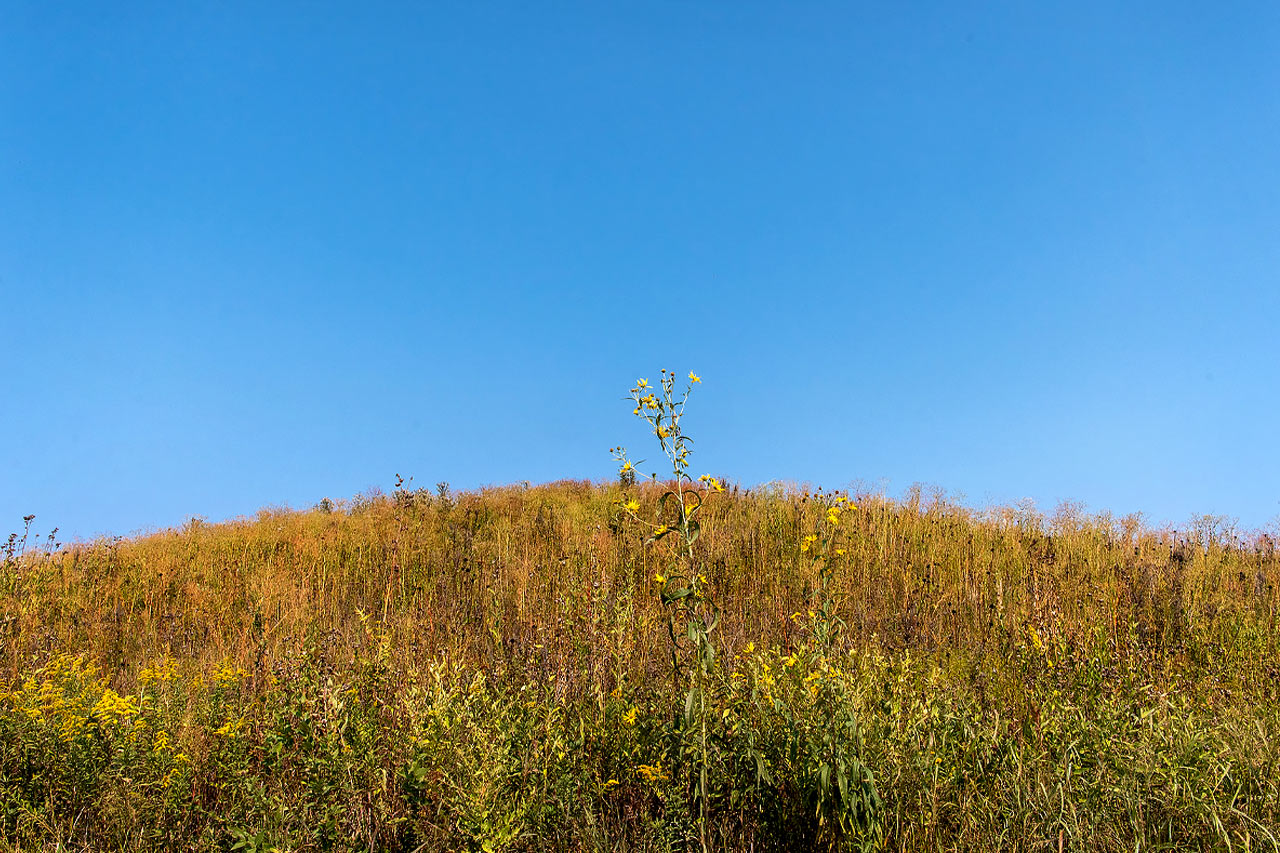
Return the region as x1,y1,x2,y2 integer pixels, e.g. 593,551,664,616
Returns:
1,381,1277,850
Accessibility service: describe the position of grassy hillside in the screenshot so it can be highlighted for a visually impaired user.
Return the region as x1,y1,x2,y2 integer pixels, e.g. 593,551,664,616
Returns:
1,378,1277,851
2,480,1278,851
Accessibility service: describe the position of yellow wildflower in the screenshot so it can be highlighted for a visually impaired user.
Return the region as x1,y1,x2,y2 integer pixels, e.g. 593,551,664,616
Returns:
139,656,179,686
90,689,139,723
213,717,246,739
688,372,701,383
636,762,669,783
211,661,248,686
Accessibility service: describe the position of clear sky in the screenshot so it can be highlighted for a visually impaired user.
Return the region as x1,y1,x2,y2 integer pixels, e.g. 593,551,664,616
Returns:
3,1,1278,541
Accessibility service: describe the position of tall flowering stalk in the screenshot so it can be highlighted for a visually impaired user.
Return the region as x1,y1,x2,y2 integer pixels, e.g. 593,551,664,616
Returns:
611,369,723,853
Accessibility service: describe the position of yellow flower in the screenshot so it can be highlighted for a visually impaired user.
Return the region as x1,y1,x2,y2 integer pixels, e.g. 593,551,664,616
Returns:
699,475,725,493
139,656,179,686
800,534,818,553
653,524,669,535
622,707,638,725
91,689,139,723
214,717,246,739
636,762,669,783
620,461,633,473
212,661,248,686
654,573,666,585
636,378,649,389
623,499,640,513
688,372,701,383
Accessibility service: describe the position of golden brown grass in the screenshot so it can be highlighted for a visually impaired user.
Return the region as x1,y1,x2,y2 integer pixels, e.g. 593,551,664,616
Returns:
7,482,1276,689
1,481,1277,851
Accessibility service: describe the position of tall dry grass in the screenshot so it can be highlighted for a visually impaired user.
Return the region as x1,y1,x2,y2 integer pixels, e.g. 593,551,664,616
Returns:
0,479,1277,850
5,481,1276,690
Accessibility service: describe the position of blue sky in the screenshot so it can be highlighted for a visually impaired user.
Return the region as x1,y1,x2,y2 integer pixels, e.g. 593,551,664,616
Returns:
3,1,1278,540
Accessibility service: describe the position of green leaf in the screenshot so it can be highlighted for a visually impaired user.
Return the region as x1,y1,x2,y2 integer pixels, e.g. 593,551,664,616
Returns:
753,750,773,785
661,587,691,604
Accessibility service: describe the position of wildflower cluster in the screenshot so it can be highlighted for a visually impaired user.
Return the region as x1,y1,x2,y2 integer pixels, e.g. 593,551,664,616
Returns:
139,656,179,687
211,660,249,687
798,489,856,652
